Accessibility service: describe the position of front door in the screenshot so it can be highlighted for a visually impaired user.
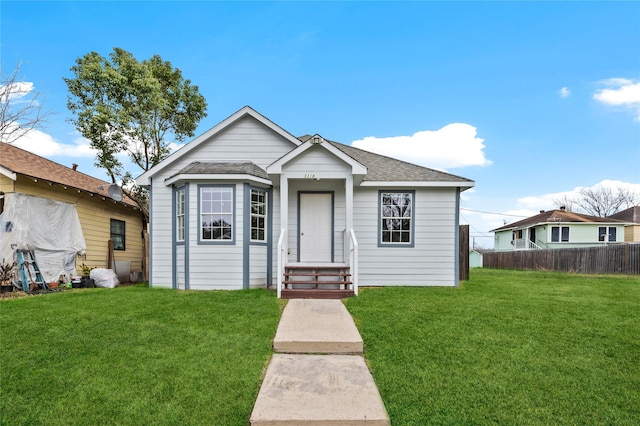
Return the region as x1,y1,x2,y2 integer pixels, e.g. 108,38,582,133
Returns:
299,193,333,262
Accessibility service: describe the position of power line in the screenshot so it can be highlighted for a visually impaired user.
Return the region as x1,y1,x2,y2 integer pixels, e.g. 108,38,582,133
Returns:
460,207,528,218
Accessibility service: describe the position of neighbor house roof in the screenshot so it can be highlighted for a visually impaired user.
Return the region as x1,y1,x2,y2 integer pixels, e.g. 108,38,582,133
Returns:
608,206,640,223
491,209,628,232
298,135,474,186
0,142,137,207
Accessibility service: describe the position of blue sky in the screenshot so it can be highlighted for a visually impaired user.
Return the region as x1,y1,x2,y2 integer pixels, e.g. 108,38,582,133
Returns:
2,1,639,247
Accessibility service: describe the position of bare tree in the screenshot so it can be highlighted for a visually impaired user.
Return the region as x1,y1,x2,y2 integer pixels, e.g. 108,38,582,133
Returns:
566,186,639,217
0,62,50,144
552,195,577,212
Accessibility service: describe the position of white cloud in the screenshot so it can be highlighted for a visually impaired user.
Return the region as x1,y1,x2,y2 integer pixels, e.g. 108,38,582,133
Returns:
12,125,97,158
593,78,640,120
351,123,492,170
516,180,640,212
559,87,571,98
0,81,35,102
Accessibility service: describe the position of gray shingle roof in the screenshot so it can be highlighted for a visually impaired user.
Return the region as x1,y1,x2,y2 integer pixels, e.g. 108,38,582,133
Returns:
171,161,269,180
298,135,473,184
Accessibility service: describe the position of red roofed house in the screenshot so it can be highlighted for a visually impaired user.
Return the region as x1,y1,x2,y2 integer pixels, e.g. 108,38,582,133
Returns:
0,142,146,283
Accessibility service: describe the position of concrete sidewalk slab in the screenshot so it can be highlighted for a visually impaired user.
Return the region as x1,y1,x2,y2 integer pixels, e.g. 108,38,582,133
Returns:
250,354,390,425
273,299,363,354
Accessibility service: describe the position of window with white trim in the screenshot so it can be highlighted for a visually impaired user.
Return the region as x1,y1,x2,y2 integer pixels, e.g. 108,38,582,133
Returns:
551,226,569,242
176,187,185,242
200,186,233,241
250,189,267,242
598,226,617,242
380,191,413,245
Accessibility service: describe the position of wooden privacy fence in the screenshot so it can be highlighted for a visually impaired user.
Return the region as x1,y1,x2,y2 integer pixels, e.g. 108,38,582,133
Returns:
483,244,640,275
459,225,469,281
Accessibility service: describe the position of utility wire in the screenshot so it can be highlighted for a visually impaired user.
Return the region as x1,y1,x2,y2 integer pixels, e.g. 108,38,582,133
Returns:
461,207,528,218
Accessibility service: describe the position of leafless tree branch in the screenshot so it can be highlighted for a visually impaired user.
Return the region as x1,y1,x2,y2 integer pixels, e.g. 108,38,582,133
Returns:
0,62,51,143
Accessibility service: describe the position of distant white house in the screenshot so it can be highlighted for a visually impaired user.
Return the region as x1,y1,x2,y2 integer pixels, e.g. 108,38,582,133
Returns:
491,207,630,251
136,106,474,297
469,250,483,268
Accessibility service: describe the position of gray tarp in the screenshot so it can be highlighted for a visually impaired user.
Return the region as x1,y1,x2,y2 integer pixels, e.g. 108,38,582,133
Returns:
0,193,86,283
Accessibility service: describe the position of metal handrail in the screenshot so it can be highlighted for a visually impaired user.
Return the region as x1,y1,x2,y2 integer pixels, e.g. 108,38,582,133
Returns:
348,229,359,296
277,229,286,298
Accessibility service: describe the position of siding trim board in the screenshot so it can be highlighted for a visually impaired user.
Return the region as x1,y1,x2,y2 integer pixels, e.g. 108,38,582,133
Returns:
243,183,250,289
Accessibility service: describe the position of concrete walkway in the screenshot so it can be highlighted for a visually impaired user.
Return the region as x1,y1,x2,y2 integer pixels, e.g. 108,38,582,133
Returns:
250,299,390,425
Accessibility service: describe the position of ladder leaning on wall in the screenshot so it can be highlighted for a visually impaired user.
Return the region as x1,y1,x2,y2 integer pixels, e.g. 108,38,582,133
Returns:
16,249,50,292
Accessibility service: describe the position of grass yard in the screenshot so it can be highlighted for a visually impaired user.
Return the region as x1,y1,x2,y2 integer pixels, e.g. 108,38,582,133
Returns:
346,269,640,425
0,286,281,425
2,271,639,425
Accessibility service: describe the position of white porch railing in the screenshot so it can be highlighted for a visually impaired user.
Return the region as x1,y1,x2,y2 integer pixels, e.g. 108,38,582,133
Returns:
513,238,544,250
277,228,287,298
348,228,359,296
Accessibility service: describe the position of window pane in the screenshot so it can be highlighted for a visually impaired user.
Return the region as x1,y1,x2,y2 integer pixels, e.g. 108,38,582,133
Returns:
110,219,126,250
598,227,606,242
380,192,412,245
551,227,559,242
609,227,617,242
250,189,267,242
561,226,569,242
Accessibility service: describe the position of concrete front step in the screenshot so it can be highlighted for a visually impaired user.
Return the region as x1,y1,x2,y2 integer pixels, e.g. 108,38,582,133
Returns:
273,299,363,354
250,354,390,426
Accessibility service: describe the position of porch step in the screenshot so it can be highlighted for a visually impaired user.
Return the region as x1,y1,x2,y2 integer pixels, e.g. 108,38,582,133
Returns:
284,265,352,294
282,289,354,299
273,299,363,354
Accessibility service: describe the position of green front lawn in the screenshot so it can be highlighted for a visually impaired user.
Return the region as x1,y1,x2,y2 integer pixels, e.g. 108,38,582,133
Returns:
0,286,281,425
2,270,638,425
346,269,640,425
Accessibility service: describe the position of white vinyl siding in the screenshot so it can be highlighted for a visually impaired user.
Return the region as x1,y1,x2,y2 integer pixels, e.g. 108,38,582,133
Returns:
146,115,296,288
249,245,268,287
188,183,244,290
354,187,458,286
283,145,350,174
176,245,186,290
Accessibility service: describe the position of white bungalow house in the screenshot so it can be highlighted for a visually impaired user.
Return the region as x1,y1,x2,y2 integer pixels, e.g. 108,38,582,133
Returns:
491,207,630,251
136,106,474,298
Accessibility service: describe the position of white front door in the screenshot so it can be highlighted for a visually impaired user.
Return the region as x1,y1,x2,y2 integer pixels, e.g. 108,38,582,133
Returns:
299,193,332,262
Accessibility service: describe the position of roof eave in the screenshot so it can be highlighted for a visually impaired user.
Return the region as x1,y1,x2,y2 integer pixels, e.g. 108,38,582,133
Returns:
165,173,272,187
360,180,475,189
0,165,17,181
